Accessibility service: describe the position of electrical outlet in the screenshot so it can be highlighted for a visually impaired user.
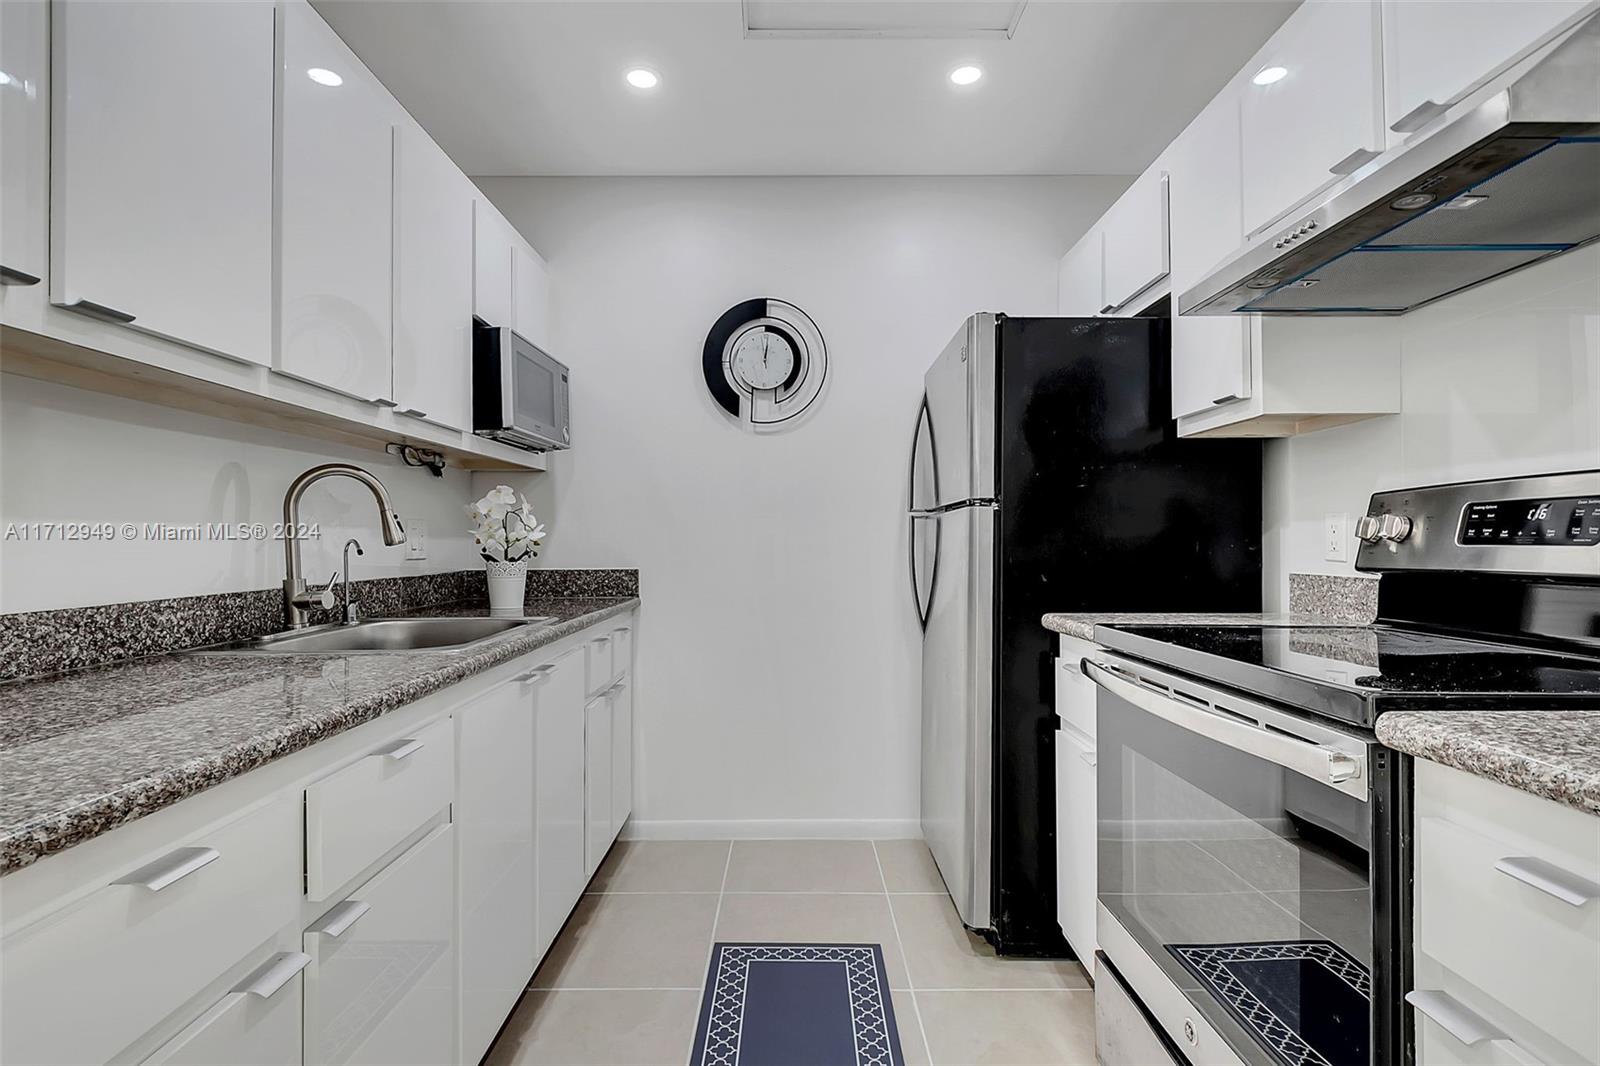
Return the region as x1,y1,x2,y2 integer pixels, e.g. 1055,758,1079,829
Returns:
1324,513,1350,563
405,521,428,560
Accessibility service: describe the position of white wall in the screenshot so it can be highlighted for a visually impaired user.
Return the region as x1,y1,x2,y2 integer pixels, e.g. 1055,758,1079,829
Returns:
1263,246,1600,609
475,175,1126,837
0,373,479,613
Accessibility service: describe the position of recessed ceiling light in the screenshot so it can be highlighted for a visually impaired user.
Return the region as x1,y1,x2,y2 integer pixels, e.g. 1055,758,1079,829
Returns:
949,65,983,86
306,67,343,87
1252,65,1288,86
625,68,660,90
0,71,12,87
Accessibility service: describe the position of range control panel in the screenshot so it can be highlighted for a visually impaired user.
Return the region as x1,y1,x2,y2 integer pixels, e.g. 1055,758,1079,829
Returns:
1458,497,1600,546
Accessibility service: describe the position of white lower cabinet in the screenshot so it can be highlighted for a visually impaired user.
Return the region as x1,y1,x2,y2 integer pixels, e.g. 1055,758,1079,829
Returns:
584,694,614,877
535,648,589,956
143,954,308,1066
611,680,634,837
1054,637,1098,964
304,824,457,1066
457,679,537,1064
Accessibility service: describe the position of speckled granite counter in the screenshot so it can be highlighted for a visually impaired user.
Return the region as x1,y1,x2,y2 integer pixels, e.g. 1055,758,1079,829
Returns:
1043,611,1328,642
1042,573,1380,641
0,596,638,874
1376,710,1600,816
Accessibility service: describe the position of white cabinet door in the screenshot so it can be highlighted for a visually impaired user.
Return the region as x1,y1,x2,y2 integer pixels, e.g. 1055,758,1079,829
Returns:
0,0,48,297
393,123,473,430
1057,230,1104,317
472,199,515,328
1240,0,1385,236
1100,170,1169,314
278,0,394,403
457,679,537,1065
610,680,633,837
49,0,274,362
1167,88,1253,419
142,958,305,1066
512,241,551,350
1054,724,1097,964
1383,1,1593,134
535,649,587,957
304,826,456,1066
583,694,612,877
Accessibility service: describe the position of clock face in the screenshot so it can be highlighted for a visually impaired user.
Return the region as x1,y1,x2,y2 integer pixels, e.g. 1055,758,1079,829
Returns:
731,329,795,390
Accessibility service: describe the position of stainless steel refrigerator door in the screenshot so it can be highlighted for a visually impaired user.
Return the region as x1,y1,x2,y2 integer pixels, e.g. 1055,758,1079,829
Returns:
922,314,997,508
920,502,995,931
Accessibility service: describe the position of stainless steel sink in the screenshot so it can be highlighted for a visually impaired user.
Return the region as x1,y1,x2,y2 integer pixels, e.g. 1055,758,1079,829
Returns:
194,616,554,654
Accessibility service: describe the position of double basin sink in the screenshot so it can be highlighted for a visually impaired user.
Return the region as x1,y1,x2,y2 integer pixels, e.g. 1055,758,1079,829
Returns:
195,616,555,655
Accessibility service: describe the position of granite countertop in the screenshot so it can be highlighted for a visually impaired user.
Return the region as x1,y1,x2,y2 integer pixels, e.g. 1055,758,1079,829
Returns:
0,595,638,875
1042,612,1344,642
1377,710,1600,816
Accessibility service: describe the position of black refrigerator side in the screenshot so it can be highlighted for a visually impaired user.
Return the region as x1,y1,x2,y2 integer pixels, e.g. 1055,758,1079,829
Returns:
989,315,1263,956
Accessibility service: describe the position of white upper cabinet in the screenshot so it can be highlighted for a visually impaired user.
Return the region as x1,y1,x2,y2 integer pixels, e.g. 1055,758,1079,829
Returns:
1382,0,1596,134
0,0,48,297
472,199,516,328
277,0,396,404
1100,169,1169,314
393,123,473,430
512,241,552,350
1167,88,1253,419
1057,229,1104,317
1239,0,1385,236
50,0,274,363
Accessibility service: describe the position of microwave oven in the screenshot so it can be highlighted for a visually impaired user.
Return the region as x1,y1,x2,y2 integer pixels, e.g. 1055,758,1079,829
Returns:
472,323,570,451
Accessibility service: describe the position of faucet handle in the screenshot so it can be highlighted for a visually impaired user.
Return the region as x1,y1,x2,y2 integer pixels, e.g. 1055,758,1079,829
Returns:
292,584,337,612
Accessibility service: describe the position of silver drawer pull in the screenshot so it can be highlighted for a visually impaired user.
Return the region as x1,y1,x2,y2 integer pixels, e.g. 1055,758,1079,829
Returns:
311,899,371,938
115,846,220,892
515,666,553,686
1494,855,1600,907
1406,990,1507,1047
234,952,311,999
375,738,424,761
1078,749,1096,768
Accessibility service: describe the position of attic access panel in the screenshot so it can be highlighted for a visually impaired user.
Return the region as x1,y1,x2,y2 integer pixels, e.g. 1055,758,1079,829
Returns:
743,0,1028,38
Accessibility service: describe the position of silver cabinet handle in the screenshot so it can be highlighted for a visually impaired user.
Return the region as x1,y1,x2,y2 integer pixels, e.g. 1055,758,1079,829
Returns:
1211,393,1243,406
1329,146,1381,176
0,265,42,286
370,397,399,407
234,952,311,999
62,298,135,323
516,666,553,686
1390,98,1449,133
399,407,428,418
1405,990,1507,1047
1099,303,1118,315
1078,749,1096,768
115,846,220,891
375,737,424,761
594,636,611,646
1494,855,1600,907
311,899,371,938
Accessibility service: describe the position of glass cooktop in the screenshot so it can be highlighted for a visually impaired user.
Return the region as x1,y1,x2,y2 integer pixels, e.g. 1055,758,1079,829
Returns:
1095,624,1600,728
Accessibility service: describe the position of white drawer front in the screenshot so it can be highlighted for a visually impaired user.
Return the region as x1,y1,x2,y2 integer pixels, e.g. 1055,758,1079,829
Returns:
305,716,453,900
0,798,299,1066
611,625,632,680
585,633,615,695
1056,634,1099,739
143,954,306,1066
304,825,456,1066
1418,812,1600,1062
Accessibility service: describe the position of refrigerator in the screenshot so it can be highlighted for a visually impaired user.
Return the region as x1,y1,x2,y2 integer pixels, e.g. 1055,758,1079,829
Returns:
910,313,1262,956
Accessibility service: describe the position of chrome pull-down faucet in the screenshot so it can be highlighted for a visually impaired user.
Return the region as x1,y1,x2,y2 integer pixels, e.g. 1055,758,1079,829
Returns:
282,464,405,628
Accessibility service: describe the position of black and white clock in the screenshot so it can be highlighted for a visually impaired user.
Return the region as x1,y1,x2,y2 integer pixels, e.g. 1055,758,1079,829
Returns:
702,298,827,428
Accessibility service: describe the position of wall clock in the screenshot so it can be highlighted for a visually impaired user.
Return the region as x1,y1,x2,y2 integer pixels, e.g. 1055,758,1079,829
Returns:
702,298,827,428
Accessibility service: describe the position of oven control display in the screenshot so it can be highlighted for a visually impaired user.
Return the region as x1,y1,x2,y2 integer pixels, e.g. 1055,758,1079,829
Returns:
1458,496,1600,546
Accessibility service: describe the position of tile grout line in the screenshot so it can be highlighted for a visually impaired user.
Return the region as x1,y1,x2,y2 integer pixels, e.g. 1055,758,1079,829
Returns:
685,840,735,1066
874,840,935,1066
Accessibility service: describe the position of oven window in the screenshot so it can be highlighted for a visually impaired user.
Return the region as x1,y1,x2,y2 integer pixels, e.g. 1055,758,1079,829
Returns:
515,350,557,428
1098,688,1373,1066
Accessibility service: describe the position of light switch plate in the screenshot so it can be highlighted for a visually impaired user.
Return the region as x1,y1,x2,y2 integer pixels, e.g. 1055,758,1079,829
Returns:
405,521,428,560
1324,513,1350,563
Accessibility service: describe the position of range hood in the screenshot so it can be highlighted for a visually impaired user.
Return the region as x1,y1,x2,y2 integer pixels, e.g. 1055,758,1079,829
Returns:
1181,15,1600,316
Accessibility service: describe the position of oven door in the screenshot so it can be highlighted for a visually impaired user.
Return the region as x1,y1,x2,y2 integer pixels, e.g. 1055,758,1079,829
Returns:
1085,654,1401,1066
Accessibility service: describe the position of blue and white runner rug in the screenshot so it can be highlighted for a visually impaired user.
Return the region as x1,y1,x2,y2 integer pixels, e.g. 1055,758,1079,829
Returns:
690,943,906,1066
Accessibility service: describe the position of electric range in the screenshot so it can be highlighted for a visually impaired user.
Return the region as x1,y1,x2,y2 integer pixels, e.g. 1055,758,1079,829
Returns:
1080,470,1600,1066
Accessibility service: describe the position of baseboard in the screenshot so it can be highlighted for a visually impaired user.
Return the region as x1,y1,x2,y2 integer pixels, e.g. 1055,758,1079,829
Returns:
620,818,922,841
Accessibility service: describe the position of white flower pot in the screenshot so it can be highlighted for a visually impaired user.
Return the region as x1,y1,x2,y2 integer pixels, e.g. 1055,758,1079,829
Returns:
485,558,529,616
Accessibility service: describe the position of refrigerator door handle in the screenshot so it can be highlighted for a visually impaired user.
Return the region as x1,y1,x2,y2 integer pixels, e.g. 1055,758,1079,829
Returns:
909,513,939,629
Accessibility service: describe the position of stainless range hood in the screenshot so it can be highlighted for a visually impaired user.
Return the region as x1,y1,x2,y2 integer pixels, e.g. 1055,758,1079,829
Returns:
1181,14,1600,317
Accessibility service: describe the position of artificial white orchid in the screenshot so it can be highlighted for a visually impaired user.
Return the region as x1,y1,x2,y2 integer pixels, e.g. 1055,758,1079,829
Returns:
467,485,547,563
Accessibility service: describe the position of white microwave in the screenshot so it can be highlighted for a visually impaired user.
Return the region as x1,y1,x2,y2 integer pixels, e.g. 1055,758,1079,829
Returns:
472,324,570,451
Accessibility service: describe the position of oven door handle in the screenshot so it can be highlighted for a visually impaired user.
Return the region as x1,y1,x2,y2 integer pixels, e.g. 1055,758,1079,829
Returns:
1082,659,1370,801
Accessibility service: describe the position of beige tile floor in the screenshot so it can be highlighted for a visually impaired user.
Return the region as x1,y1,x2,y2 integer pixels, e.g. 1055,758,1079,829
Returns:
486,839,1095,1066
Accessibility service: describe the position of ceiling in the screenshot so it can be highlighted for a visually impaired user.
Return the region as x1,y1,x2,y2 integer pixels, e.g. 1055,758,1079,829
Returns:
315,0,1299,177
